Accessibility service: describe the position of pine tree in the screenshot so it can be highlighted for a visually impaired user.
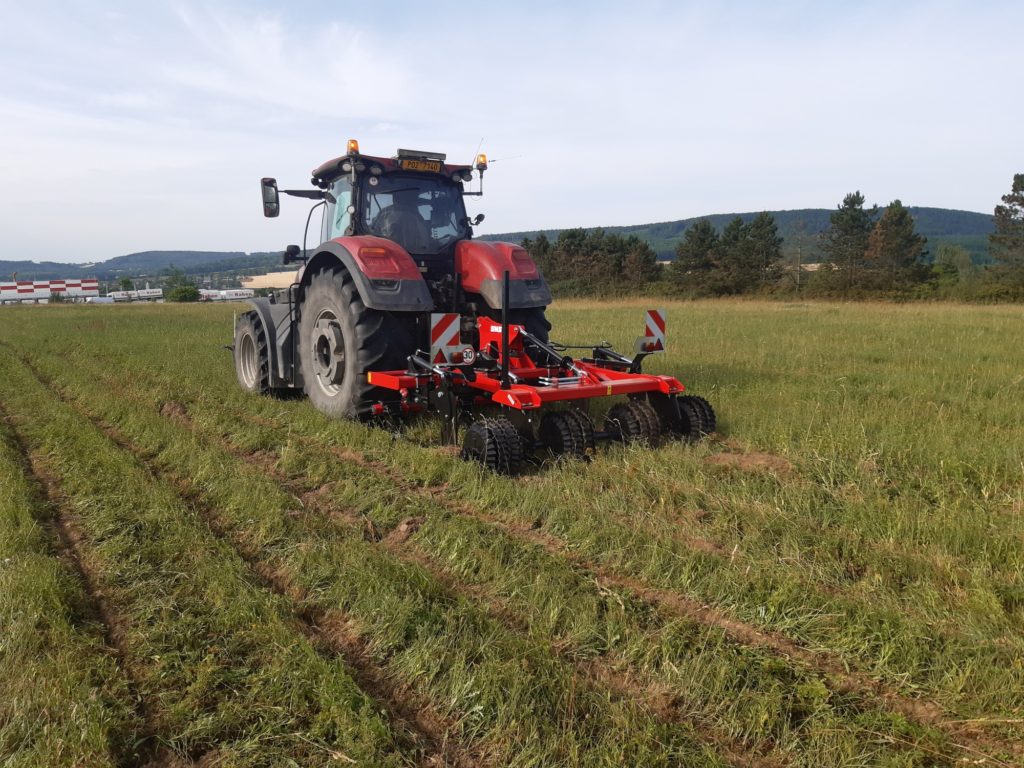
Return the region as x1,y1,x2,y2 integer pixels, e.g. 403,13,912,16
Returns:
671,219,719,294
821,191,878,294
989,173,1024,287
862,200,929,292
717,217,752,294
747,212,784,288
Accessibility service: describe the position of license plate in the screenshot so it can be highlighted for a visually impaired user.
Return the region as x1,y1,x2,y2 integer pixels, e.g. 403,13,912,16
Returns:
401,159,441,172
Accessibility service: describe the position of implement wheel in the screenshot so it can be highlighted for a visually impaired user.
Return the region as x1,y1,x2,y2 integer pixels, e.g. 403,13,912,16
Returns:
605,401,661,446
461,417,524,475
681,395,717,436
539,410,594,461
299,265,413,420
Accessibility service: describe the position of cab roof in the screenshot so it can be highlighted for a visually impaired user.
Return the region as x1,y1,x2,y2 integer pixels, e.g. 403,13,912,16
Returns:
311,149,474,188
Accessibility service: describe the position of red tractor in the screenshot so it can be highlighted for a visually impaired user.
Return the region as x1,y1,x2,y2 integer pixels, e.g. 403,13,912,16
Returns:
233,140,714,472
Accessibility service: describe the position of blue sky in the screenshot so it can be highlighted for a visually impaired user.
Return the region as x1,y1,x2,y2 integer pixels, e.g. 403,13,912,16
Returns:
1,1,1020,263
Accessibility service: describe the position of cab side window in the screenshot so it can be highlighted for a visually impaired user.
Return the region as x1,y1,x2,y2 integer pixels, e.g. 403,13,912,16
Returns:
329,179,353,239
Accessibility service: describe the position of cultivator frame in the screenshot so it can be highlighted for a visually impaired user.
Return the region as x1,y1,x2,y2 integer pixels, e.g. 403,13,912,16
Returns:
364,272,715,473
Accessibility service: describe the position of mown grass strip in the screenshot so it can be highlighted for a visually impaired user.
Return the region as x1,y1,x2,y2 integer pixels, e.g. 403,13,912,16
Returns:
17,345,983,766
0,407,141,768
0,358,416,767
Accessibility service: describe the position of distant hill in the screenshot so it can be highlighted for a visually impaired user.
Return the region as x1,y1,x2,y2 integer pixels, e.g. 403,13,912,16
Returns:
483,207,995,263
0,207,995,281
0,250,283,281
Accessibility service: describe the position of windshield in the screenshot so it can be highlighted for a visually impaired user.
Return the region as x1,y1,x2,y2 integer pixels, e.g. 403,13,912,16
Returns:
360,173,469,255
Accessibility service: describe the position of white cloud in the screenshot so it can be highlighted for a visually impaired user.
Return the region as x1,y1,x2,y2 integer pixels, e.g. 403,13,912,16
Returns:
0,1,1021,262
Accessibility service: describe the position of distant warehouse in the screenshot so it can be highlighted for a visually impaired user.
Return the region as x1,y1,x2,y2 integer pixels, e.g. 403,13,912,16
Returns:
0,279,99,304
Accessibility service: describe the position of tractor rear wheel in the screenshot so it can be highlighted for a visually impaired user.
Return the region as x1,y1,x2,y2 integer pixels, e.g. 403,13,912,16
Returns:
299,265,414,420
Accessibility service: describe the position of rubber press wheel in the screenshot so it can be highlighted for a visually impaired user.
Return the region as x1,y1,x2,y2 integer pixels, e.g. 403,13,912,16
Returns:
681,395,717,436
298,265,413,420
605,401,662,446
461,417,524,475
539,410,596,460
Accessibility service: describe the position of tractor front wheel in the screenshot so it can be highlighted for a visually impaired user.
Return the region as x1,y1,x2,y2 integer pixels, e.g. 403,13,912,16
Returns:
234,311,291,397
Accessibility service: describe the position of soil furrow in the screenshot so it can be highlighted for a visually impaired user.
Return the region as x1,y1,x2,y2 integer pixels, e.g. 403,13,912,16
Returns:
244,413,1020,765
53,399,482,768
20,358,761,766
0,403,165,768
141,393,957,766
13,347,1017,765
142,395,790,766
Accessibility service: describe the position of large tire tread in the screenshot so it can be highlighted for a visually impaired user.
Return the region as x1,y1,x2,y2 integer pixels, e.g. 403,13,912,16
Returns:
300,265,413,419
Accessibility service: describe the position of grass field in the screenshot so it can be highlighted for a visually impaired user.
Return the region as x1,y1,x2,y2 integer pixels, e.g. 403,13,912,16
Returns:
1,298,1022,767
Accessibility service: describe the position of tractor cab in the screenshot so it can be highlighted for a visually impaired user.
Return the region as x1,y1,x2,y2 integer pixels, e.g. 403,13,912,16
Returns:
309,143,485,283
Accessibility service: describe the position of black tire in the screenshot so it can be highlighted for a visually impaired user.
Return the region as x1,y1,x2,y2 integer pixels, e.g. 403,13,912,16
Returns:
563,410,597,459
629,400,662,447
461,417,523,475
234,311,279,396
299,265,414,420
674,398,705,443
605,401,661,445
490,417,525,472
682,395,717,435
539,410,589,460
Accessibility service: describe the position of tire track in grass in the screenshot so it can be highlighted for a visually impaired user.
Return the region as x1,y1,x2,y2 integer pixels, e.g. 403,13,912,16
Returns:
226,408,1021,766
137,399,960,766
13,342,1015,765
19,355,725,768
9,366,475,768
0,405,148,768
0,354,420,768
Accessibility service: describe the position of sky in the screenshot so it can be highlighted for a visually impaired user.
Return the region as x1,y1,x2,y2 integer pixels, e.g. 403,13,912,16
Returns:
0,0,1021,263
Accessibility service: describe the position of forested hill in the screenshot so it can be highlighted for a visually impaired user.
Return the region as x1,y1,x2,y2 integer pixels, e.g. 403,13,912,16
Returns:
484,207,994,262
0,207,995,280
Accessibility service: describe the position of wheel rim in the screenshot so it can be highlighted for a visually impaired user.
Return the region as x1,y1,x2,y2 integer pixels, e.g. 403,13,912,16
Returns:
238,331,258,389
310,309,346,396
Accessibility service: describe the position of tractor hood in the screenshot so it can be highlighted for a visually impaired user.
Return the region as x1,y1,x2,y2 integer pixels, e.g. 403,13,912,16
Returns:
455,240,551,310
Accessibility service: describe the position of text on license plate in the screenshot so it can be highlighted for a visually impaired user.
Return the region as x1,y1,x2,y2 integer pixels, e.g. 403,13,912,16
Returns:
401,159,441,172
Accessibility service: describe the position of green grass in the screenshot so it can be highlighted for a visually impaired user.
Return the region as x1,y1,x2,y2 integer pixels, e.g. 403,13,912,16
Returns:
1,298,1022,766
0,415,138,768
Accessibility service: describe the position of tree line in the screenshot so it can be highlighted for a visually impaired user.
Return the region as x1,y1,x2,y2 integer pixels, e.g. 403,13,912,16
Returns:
520,173,1024,300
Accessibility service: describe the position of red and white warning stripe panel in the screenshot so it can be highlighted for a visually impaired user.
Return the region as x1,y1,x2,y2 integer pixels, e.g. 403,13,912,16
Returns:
429,313,475,365
634,308,666,354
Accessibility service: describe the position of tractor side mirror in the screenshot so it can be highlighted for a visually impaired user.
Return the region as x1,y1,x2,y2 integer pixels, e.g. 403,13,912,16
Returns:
261,177,280,218
472,213,485,226
283,244,302,264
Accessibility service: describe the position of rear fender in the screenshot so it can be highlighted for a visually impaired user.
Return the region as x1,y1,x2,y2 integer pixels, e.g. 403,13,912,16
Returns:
302,237,433,312
245,298,295,386
455,240,552,310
